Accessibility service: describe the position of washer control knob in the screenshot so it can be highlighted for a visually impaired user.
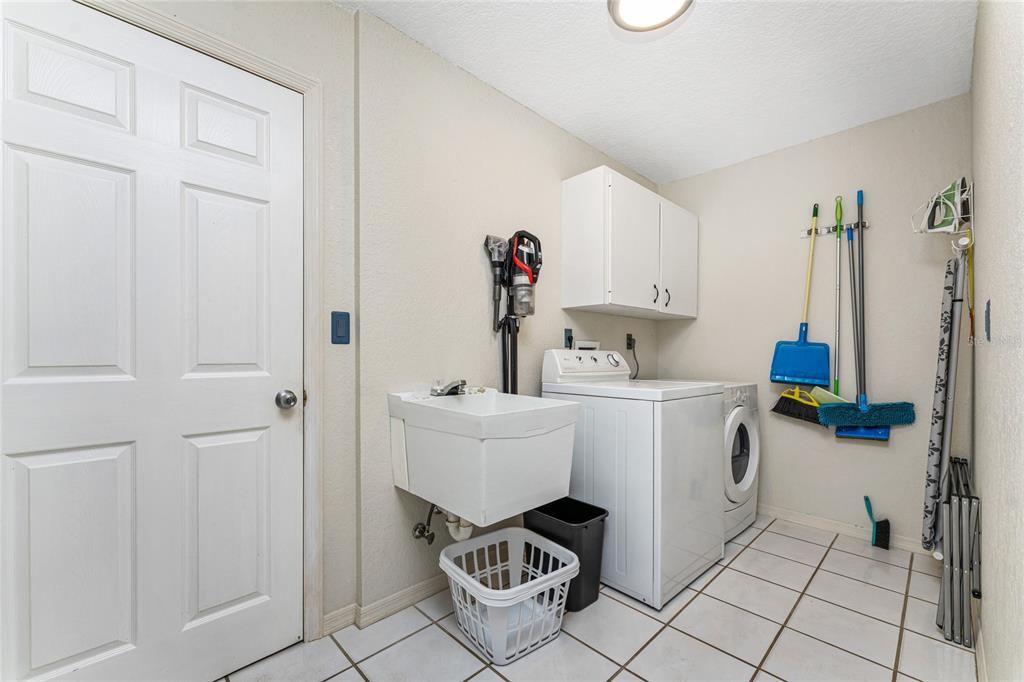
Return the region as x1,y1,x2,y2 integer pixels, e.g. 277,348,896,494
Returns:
607,353,620,367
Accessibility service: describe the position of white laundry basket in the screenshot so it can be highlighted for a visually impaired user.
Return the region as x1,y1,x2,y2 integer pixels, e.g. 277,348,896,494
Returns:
439,527,580,665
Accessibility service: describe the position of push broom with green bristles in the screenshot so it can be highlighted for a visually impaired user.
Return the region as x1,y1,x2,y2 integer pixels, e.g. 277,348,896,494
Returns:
817,191,915,437
771,204,830,424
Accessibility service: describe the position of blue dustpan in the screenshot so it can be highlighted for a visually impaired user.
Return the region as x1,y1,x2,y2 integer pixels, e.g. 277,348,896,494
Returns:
770,322,831,387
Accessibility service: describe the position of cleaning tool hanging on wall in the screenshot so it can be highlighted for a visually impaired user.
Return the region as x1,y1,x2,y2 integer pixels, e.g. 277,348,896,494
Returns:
810,386,848,406
818,191,915,436
833,196,843,395
770,204,830,388
863,496,890,550
771,386,823,425
485,230,543,394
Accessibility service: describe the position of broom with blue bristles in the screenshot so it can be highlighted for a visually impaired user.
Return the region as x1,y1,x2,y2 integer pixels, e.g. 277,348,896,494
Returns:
818,191,914,437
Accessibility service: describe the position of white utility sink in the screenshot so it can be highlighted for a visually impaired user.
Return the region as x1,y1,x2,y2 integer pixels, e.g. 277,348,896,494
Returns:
388,388,579,527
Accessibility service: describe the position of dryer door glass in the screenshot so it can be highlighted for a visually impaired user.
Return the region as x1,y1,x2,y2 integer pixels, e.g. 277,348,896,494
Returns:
724,404,758,503
731,423,750,485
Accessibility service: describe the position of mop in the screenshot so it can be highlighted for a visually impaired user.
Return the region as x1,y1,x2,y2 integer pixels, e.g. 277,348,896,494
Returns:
818,191,915,434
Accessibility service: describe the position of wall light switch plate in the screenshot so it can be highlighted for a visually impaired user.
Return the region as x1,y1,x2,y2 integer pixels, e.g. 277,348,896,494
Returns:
331,311,350,344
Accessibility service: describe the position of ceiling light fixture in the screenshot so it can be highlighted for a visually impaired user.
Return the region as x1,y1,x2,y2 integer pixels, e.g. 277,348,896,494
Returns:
607,0,694,32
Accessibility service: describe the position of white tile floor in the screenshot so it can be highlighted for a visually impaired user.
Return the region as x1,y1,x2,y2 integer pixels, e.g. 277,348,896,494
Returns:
226,517,977,682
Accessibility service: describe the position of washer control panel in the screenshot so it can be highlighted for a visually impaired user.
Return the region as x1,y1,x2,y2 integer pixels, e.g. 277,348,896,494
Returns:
542,349,631,383
723,382,758,411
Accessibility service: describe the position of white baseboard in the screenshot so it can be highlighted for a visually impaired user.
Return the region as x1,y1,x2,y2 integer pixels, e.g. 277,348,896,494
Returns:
322,574,450,636
757,503,929,557
357,574,449,629
974,625,987,682
322,603,357,635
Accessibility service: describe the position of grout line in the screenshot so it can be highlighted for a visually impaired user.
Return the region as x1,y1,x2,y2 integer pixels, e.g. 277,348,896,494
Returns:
891,554,916,681
414,602,455,624
830,545,913,570
815,566,908,595
332,620,435,665
734,541,914,597
595,588,668,623
560,629,629,668
709,554,907,629
759,527,838,549
602,519,776,681
328,630,368,681
435,620,490,667
778,625,897,672
792,592,901,629
693,589,793,626
753,533,837,677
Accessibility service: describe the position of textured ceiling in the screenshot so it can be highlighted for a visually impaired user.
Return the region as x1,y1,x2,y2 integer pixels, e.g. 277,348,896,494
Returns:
345,0,977,183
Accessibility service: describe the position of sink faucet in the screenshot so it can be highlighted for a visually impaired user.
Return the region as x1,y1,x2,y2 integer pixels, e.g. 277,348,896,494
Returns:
431,379,467,396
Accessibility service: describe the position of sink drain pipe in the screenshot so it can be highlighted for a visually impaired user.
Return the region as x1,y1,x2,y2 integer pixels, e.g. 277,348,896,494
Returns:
445,512,473,541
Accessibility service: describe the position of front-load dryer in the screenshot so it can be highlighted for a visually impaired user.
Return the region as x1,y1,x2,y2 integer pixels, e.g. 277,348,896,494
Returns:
722,383,759,541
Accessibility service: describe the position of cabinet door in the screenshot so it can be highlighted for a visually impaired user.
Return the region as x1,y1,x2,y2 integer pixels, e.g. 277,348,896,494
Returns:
659,201,698,317
607,173,661,310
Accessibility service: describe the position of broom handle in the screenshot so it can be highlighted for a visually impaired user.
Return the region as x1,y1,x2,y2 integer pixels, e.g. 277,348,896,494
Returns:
802,204,819,323
847,225,863,397
857,190,867,400
834,197,842,394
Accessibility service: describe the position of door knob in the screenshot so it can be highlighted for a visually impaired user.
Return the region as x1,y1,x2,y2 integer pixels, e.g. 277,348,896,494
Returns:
275,390,298,409
664,289,671,307
653,284,660,304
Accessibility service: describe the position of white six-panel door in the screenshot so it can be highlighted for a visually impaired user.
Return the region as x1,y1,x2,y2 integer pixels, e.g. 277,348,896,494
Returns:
0,3,304,680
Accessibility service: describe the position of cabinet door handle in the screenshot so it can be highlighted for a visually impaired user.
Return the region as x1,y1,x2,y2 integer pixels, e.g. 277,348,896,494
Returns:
652,284,659,304
664,289,671,307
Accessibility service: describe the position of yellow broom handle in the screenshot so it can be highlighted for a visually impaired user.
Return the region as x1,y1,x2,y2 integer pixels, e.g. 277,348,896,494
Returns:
802,204,819,323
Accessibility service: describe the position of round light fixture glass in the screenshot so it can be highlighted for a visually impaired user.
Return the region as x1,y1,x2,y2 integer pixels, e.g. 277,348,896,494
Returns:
608,0,694,32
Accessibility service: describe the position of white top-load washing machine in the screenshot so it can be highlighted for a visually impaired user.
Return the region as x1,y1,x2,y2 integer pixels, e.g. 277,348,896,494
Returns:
721,383,760,541
541,349,724,609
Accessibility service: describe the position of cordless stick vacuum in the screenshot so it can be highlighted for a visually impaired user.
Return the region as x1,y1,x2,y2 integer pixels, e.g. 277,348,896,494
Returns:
484,231,542,394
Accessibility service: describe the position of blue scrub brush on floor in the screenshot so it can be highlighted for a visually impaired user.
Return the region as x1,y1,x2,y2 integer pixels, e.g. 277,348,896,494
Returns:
817,191,914,437
864,496,890,550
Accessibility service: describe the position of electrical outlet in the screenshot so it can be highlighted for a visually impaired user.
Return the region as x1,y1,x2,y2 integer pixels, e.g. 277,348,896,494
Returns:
626,333,635,350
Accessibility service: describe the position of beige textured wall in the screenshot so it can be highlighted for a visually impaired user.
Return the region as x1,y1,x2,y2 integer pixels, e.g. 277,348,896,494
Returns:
139,1,659,619
356,13,658,604
657,95,973,546
144,1,360,614
971,3,1024,680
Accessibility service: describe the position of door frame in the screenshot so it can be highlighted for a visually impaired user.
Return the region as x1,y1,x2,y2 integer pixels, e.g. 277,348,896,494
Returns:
68,0,329,642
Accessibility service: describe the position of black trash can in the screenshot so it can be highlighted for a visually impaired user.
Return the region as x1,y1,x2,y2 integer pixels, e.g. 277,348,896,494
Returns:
524,497,608,612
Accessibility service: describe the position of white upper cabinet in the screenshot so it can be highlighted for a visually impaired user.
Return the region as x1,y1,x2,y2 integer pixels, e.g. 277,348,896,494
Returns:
659,199,699,317
561,166,698,320
607,171,662,310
